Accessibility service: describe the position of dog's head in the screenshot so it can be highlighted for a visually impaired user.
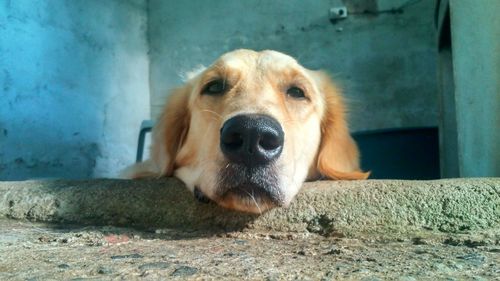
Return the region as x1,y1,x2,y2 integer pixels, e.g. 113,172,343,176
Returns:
145,49,368,213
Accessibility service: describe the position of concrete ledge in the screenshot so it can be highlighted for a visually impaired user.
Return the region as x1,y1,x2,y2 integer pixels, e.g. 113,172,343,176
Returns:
1,178,499,235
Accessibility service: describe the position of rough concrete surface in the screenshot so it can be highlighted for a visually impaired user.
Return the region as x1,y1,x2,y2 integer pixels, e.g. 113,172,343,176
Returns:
1,178,499,279
1,178,499,234
0,219,499,280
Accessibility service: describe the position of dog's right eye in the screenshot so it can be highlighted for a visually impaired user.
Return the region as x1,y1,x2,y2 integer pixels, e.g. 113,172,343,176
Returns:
202,80,226,95
286,86,307,100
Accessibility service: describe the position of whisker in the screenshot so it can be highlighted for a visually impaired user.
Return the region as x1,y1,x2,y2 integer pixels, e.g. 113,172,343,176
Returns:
200,109,223,120
249,191,263,215
241,188,262,215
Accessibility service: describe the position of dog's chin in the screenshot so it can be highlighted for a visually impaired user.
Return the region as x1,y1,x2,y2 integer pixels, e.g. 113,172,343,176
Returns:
215,191,278,213
213,162,285,214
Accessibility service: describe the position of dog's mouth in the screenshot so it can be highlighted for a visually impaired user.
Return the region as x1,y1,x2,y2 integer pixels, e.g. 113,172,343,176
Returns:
206,113,285,213
196,162,285,213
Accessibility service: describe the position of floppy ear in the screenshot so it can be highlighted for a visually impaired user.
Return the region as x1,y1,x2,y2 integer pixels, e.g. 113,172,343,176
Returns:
121,85,191,179
314,71,370,180
151,85,191,177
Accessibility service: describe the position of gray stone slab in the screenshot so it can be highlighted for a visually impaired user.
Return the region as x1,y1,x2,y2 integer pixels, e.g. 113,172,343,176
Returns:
1,178,499,236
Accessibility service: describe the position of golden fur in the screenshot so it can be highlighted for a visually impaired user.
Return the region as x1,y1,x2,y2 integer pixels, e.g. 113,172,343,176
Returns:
124,49,369,213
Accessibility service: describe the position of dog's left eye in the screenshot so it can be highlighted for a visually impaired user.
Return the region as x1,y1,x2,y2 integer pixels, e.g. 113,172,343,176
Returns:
286,86,306,99
202,80,226,95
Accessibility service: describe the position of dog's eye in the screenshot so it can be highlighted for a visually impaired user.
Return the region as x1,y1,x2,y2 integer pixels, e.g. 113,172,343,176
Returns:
202,80,226,95
286,86,306,99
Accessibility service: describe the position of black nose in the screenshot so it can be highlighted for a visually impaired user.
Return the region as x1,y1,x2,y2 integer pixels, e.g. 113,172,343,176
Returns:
220,114,284,167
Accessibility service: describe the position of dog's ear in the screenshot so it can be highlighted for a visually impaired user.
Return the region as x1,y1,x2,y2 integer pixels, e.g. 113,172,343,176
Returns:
151,85,191,176
313,71,370,180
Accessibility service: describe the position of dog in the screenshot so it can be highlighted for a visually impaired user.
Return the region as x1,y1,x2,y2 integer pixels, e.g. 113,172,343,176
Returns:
124,49,369,213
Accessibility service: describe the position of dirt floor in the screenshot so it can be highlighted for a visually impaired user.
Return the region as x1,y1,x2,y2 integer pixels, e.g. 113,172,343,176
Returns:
1,219,499,280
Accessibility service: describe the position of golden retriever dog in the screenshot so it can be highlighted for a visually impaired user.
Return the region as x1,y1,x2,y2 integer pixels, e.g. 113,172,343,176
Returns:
124,49,369,213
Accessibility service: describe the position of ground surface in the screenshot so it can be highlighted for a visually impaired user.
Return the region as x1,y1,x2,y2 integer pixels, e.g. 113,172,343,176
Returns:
1,219,499,280
1,178,499,280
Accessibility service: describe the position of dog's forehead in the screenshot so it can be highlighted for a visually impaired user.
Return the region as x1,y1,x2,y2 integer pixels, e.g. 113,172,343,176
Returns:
218,49,299,71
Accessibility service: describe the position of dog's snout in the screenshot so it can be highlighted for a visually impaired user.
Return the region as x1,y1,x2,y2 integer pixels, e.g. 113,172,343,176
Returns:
220,114,284,166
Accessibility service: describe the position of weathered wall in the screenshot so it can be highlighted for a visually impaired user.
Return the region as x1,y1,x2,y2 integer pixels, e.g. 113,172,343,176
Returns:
0,0,150,180
148,0,438,132
449,0,500,177
0,0,443,180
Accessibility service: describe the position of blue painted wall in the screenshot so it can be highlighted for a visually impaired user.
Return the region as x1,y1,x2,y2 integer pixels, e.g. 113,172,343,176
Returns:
449,0,500,176
1,0,495,180
0,0,150,180
1,0,450,180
